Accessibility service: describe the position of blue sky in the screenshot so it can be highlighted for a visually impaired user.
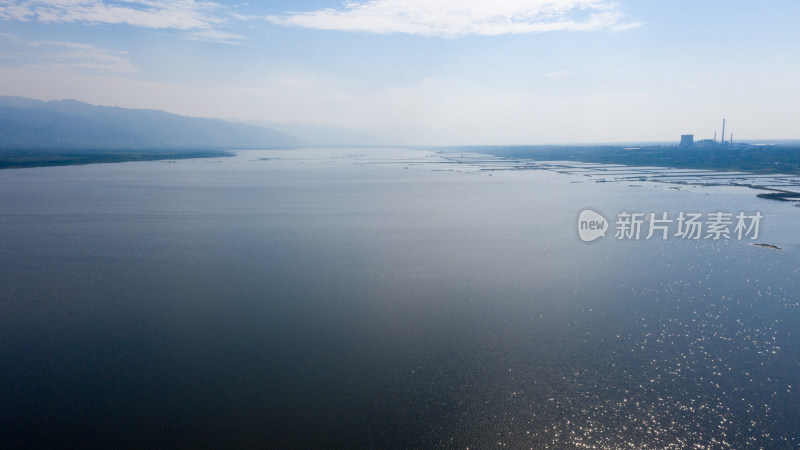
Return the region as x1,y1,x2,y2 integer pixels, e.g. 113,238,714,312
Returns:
0,0,798,144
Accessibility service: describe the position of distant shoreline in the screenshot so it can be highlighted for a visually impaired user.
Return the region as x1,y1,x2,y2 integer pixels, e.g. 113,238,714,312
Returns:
0,149,234,169
470,144,800,176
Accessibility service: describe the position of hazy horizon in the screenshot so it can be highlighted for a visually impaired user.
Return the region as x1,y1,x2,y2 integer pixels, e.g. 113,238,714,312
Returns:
5,95,799,148
1,1,799,145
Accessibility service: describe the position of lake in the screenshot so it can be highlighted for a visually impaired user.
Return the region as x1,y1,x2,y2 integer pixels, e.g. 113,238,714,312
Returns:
2,148,799,448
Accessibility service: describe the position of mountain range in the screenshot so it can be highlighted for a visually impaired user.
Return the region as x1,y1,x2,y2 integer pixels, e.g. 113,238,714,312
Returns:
0,96,305,150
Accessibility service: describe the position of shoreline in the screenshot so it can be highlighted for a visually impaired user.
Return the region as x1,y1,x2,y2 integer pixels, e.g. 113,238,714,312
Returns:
0,149,235,169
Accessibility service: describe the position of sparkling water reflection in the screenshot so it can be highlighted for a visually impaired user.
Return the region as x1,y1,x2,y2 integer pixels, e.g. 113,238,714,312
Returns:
1,148,799,448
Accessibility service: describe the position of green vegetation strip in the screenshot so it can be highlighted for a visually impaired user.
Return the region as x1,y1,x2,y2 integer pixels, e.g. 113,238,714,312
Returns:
473,145,800,176
0,149,234,169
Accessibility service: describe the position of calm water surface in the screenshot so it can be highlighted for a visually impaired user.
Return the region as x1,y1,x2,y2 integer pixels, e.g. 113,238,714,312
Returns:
1,148,799,448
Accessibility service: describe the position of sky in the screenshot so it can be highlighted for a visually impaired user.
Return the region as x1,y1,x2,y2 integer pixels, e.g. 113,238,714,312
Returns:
0,0,798,145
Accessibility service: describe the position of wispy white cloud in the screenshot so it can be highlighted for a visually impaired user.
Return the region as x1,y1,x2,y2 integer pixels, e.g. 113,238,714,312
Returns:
267,0,641,38
0,0,230,30
186,29,244,45
0,32,136,73
43,40,137,73
545,70,574,78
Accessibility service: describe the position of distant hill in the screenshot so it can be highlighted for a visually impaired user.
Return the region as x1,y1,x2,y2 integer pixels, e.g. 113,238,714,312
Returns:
0,97,304,150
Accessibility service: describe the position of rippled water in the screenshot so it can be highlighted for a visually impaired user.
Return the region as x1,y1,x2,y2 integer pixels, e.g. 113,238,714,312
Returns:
1,148,799,448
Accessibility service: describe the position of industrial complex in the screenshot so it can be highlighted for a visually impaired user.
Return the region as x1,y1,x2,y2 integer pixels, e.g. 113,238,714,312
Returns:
680,119,734,148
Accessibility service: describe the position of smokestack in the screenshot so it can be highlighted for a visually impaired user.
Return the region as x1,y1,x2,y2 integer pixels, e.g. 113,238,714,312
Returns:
730,134,733,146
714,131,717,142
721,119,726,144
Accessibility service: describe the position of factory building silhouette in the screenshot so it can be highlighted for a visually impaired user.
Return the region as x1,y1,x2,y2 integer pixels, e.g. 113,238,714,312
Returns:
681,119,732,148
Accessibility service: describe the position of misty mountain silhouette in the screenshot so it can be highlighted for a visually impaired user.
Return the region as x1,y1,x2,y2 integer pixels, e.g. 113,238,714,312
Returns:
0,96,303,150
